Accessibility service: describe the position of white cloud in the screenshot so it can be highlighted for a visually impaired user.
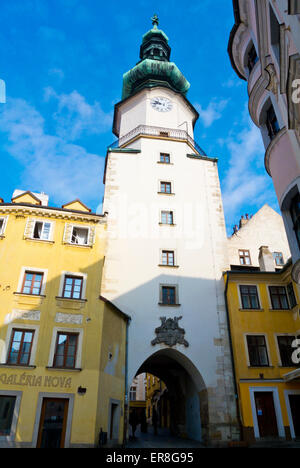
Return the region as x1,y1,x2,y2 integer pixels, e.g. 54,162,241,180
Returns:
44,87,113,141
221,78,243,89
195,98,229,128
221,117,278,231
0,97,105,206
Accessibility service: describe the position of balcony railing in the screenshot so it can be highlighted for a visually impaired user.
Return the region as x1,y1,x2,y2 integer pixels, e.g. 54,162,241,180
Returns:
108,124,207,156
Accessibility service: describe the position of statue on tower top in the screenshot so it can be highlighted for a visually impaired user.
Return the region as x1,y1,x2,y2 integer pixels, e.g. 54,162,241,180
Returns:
151,14,159,28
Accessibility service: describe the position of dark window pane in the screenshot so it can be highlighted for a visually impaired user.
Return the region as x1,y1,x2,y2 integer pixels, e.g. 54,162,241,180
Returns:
0,396,16,436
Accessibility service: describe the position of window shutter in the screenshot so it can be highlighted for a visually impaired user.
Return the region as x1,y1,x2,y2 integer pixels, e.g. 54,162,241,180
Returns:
88,226,96,246
0,215,8,235
24,218,35,239
63,223,73,244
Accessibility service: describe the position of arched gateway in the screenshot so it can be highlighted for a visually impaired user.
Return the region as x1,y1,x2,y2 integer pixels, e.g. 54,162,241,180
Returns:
136,349,209,442
101,17,240,444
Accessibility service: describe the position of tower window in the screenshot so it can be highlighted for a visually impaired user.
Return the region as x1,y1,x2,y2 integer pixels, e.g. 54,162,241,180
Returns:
161,286,176,305
160,153,170,164
160,182,172,194
161,250,175,266
161,211,174,225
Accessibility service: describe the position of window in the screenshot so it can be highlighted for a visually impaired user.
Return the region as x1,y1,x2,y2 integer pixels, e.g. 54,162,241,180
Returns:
247,44,258,73
161,286,176,305
129,386,137,401
269,5,280,63
160,182,172,194
53,332,79,369
239,249,251,265
246,335,269,366
273,252,284,266
290,193,300,249
62,275,83,299
240,285,260,309
269,286,289,309
277,336,297,367
265,106,280,140
0,217,7,235
161,211,174,225
160,153,170,164
0,396,16,436
32,221,52,240
21,271,43,295
287,282,297,308
161,250,175,266
7,329,34,366
71,226,89,245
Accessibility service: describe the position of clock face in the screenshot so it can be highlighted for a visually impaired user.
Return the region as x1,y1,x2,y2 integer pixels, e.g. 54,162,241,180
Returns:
151,97,173,112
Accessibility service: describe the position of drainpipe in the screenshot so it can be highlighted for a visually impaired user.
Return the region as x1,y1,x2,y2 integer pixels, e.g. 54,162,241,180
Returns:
122,317,131,447
224,272,243,440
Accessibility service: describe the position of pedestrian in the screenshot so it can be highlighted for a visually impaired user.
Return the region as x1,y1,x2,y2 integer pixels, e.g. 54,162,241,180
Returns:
141,410,147,433
129,410,137,439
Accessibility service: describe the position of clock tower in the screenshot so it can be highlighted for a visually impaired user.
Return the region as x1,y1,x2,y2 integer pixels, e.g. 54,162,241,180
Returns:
102,17,239,444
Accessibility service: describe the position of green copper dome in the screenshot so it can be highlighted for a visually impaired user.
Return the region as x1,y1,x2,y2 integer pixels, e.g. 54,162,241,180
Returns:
122,15,190,100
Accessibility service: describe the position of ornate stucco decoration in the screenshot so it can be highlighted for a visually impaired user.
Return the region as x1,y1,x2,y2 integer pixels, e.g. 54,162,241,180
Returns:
248,73,270,126
55,312,83,325
151,316,189,347
266,63,278,97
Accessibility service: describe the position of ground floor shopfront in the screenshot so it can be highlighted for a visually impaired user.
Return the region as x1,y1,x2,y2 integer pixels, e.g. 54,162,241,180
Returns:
239,380,300,442
0,367,125,448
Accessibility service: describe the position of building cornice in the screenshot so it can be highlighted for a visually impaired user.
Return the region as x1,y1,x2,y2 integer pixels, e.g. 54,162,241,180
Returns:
0,203,106,224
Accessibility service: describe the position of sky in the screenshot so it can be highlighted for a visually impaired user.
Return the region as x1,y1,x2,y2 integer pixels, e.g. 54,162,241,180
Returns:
0,0,280,235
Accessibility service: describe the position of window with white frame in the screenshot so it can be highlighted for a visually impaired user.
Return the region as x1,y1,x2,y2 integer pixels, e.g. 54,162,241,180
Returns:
246,335,269,367
32,221,52,240
63,223,94,246
24,218,53,241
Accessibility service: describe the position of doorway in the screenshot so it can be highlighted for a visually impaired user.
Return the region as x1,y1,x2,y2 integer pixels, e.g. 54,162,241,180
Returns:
288,395,300,438
108,399,120,443
37,398,69,448
254,391,278,438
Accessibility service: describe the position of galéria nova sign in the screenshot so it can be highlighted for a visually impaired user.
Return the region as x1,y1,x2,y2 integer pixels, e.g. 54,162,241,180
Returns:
0,372,72,389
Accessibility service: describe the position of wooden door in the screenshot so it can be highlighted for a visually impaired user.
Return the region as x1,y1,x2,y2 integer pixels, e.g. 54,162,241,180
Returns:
254,392,278,438
289,395,300,438
37,398,69,448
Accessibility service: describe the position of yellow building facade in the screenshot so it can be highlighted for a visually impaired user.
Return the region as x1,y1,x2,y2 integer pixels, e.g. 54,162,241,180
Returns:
224,260,300,444
146,374,170,429
0,191,128,448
